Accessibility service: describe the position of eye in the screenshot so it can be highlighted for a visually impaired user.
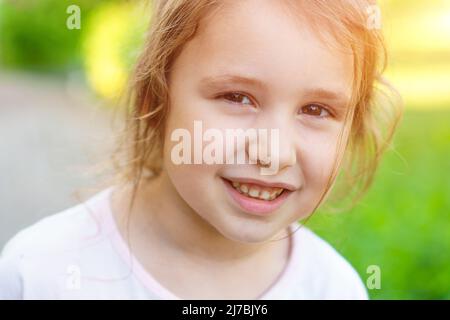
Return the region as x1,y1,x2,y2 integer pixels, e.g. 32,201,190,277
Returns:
300,104,331,117
221,92,254,106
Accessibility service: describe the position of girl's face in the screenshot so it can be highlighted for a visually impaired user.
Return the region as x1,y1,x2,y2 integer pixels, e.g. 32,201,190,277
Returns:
163,0,354,243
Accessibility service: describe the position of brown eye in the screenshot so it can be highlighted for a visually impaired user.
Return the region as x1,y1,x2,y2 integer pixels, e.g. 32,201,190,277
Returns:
301,104,330,117
222,92,253,106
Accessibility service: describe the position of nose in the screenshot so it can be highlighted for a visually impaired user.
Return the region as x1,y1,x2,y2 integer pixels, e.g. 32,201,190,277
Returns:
275,126,297,171
249,112,297,174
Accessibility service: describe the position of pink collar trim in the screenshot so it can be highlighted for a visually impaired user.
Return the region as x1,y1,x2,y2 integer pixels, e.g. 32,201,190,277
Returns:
98,186,300,300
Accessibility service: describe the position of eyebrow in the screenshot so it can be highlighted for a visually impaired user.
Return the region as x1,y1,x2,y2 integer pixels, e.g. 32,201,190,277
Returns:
199,74,267,91
302,88,350,108
199,74,350,106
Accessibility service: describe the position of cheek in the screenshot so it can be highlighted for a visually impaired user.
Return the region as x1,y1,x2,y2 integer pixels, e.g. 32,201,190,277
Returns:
163,145,219,217
162,109,222,212
299,129,341,191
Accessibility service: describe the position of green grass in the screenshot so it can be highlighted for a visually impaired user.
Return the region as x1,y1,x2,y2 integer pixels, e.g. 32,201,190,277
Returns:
307,109,450,299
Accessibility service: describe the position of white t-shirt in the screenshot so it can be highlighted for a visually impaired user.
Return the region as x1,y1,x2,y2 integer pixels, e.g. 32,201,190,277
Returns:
0,187,368,299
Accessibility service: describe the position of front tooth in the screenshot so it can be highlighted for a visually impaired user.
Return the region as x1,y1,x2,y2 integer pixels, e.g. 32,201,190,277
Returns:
260,190,271,200
240,184,249,193
248,187,260,198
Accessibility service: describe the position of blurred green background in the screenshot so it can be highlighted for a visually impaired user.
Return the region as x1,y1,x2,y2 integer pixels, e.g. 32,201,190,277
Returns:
0,0,449,299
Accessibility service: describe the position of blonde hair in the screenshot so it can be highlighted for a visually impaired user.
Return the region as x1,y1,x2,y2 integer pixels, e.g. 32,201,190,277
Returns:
112,0,403,212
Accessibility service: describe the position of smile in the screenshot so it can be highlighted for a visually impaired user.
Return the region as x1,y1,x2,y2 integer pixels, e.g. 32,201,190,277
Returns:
230,181,284,201
221,177,295,215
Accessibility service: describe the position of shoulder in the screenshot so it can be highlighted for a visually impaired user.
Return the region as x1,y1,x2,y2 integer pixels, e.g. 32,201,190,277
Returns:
0,188,114,299
2,196,105,259
289,225,369,299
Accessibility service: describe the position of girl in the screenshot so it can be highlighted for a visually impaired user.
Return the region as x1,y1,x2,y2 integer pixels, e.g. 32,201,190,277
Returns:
0,0,401,299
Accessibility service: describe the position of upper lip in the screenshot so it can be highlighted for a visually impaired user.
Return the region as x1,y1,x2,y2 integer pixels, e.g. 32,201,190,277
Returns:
222,176,299,191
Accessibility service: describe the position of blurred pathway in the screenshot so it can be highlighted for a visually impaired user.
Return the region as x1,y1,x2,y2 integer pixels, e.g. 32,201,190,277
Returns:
0,73,115,248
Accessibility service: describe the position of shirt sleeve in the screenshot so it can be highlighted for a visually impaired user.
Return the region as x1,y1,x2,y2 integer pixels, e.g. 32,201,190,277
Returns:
330,261,370,300
345,270,369,300
0,257,23,300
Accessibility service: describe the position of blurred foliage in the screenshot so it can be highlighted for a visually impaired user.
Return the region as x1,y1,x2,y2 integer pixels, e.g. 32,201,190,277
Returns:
0,0,116,73
308,108,450,299
0,0,149,97
82,1,149,99
380,0,450,108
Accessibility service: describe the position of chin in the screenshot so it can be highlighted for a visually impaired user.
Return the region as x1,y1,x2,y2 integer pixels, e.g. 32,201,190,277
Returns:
211,216,283,244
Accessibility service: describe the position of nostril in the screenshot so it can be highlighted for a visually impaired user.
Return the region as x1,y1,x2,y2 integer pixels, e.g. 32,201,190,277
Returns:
257,157,271,168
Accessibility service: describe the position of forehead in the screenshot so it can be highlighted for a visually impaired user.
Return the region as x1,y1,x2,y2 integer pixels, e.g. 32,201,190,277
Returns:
173,0,354,101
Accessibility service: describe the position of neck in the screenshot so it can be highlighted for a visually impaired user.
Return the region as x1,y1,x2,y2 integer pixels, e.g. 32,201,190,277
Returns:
118,171,289,263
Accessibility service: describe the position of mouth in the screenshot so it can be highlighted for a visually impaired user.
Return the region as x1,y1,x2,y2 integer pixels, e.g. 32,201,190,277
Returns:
221,177,295,215
229,179,286,200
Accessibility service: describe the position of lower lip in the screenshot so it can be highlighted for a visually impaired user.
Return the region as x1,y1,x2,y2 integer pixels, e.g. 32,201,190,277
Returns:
221,178,292,216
